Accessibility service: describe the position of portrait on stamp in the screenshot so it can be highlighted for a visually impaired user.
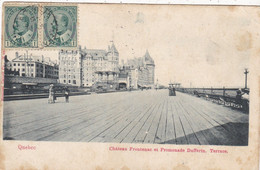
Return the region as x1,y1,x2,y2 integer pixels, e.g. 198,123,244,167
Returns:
43,6,77,47
4,6,38,48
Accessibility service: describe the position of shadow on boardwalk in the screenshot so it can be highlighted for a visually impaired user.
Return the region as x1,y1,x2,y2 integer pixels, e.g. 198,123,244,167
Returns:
162,122,248,146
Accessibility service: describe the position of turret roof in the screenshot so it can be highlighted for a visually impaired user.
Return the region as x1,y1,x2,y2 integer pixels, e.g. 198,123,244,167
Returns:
143,50,155,65
110,43,118,53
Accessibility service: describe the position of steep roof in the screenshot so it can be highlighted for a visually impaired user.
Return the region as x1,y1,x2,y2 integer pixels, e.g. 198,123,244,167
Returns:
109,43,118,53
143,50,154,65
82,49,107,60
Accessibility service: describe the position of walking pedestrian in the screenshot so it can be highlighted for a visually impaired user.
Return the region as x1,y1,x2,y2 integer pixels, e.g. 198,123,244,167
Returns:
48,84,55,104
64,86,70,103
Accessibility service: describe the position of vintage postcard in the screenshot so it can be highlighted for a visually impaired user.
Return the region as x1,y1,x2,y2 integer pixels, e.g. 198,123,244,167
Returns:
0,2,259,170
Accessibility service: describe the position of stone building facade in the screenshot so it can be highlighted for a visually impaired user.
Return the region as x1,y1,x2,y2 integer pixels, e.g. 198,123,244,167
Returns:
9,52,59,79
58,43,155,89
126,50,155,88
118,66,139,89
58,42,119,88
58,50,82,86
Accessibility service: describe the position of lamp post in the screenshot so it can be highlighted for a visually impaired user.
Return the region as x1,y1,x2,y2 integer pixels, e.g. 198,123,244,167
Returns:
244,68,249,89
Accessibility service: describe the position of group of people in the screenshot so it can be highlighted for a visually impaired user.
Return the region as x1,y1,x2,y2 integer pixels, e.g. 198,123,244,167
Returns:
48,84,70,104
168,84,176,96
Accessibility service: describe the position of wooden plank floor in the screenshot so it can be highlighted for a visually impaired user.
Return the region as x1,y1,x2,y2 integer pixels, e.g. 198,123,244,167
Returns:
3,90,249,145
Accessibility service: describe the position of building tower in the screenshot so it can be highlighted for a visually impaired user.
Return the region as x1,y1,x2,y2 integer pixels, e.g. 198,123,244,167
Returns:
58,48,82,86
143,50,155,86
107,41,119,72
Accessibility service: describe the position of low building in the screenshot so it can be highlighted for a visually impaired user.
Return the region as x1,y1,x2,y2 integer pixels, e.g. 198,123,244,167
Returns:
4,53,59,94
9,52,59,79
118,68,130,89
118,66,138,89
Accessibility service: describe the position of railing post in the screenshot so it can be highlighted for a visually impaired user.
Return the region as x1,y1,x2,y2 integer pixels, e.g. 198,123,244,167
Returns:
223,86,226,105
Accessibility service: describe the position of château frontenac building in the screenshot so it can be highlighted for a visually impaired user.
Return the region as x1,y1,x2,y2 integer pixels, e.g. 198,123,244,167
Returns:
58,42,119,89
58,42,155,89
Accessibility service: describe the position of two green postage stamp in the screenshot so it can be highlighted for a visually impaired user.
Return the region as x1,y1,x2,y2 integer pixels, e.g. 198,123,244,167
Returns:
4,5,77,48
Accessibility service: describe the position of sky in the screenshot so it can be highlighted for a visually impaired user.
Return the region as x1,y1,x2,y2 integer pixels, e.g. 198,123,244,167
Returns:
6,5,256,88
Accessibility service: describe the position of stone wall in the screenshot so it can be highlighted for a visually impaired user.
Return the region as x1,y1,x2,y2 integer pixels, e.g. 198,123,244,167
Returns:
5,75,58,84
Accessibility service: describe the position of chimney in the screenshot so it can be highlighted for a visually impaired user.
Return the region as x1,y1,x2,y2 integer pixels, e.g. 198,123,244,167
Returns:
15,52,19,58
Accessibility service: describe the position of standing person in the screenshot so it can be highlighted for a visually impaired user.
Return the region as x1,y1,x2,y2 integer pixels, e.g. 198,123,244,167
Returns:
48,84,55,104
235,89,243,104
172,87,176,96
64,86,70,103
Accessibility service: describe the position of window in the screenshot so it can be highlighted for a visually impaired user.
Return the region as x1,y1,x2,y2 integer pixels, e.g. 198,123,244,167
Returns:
73,80,76,84
64,80,66,83
18,63,20,66
13,63,16,66
22,64,25,66
69,80,71,83
22,73,25,76
31,74,33,77
22,69,25,72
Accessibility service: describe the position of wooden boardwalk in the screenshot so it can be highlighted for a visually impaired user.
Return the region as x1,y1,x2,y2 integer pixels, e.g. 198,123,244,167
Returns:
3,90,249,145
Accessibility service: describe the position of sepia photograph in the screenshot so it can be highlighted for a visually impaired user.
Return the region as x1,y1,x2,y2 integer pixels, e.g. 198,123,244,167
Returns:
2,4,253,146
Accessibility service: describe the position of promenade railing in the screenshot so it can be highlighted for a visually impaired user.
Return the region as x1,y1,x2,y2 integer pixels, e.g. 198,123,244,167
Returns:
176,87,249,113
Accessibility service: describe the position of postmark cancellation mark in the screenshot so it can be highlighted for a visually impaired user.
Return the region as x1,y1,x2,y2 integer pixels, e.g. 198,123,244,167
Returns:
43,6,77,48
